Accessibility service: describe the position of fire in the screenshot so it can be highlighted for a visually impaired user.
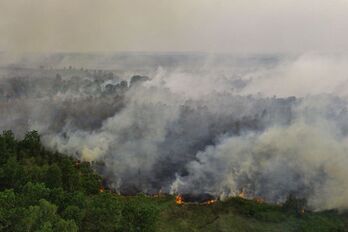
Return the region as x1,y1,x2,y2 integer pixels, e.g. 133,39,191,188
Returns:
75,160,81,168
238,188,246,198
99,186,105,193
176,195,184,205
254,196,264,204
206,199,217,205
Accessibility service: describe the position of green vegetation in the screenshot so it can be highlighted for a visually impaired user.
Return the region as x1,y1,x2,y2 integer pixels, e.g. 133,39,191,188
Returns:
0,130,347,231
155,196,347,232
0,130,159,232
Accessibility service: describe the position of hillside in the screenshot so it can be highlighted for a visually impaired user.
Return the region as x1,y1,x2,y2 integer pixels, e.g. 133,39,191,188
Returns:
155,196,346,232
0,130,346,232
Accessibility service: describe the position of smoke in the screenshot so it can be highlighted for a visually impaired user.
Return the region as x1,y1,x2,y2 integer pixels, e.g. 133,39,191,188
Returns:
1,53,348,210
171,105,348,210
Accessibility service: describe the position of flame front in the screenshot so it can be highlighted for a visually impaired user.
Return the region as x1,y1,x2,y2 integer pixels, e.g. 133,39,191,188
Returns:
176,195,184,205
99,186,105,193
206,199,217,205
238,188,246,198
254,196,264,204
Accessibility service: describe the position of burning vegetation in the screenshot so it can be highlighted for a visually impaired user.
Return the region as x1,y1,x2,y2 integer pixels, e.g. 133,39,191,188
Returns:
175,193,217,205
175,195,184,205
238,188,246,199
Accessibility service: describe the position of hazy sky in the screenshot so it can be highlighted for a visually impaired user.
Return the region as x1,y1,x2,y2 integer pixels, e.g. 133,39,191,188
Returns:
1,0,348,53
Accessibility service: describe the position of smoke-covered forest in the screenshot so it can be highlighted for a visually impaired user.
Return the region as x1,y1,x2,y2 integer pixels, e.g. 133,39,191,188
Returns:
0,130,346,231
1,52,348,231
2,0,348,230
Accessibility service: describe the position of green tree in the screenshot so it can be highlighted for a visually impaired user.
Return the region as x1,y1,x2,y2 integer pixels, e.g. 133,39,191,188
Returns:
55,219,78,232
45,164,63,189
22,199,78,232
82,193,122,232
47,187,66,210
62,205,85,227
0,157,25,189
0,189,18,231
121,196,159,232
63,191,87,209
0,131,16,165
60,159,80,192
23,162,45,184
20,182,50,206
79,162,102,194
21,130,41,155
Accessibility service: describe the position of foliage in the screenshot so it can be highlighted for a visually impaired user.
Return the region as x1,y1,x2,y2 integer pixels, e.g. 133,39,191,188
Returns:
0,130,346,232
0,130,160,232
121,195,160,232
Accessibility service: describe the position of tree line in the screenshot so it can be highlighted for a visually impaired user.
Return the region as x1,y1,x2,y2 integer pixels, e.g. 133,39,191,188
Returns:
0,130,159,231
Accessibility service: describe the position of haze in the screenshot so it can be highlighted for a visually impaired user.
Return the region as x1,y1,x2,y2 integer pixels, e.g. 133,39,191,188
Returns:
1,0,348,53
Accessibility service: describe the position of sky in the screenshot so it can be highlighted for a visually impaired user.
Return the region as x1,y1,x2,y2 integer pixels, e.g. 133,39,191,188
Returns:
0,0,348,53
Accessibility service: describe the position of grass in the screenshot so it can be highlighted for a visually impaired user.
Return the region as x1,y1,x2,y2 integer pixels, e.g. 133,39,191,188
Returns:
151,196,347,232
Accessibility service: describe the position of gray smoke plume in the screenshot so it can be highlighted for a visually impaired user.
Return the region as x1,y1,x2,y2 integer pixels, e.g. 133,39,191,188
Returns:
1,52,348,210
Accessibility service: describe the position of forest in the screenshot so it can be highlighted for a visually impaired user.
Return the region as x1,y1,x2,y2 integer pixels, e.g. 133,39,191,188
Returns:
0,130,347,232
0,130,159,231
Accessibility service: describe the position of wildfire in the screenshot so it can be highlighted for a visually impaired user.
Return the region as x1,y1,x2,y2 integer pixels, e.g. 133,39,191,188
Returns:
254,196,264,204
205,199,217,205
75,160,81,168
99,186,105,193
238,188,246,198
176,195,184,205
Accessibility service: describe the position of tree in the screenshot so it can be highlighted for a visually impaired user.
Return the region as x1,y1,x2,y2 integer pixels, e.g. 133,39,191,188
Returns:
62,205,85,227
45,164,63,189
20,182,50,206
63,191,87,210
55,219,78,232
60,159,80,192
1,130,16,151
21,131,41,155
0,157,25,189
120,195,159,232
0,130,16,165
21,199,78,232
80,173,102,195
82,193,122,232
0,189,18,230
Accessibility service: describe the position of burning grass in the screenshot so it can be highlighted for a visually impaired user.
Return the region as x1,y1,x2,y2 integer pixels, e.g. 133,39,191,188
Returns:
175,193,217,206
156,195,346,232
88,184,347,231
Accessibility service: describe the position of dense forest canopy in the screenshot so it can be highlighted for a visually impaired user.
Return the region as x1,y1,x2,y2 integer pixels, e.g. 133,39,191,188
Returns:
0,130,159,232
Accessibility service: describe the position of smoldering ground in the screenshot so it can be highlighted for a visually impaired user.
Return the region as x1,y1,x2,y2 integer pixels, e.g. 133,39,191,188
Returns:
1,53,348,210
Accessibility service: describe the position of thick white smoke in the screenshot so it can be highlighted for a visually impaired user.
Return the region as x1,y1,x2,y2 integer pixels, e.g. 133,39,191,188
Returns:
1,53,348,210
171,108,348,210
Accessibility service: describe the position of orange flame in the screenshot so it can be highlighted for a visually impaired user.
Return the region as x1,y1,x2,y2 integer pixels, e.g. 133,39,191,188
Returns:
206,199,217,205
254,196,264,204
99,186,105,193
176,195,184,205
238,188,246,198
